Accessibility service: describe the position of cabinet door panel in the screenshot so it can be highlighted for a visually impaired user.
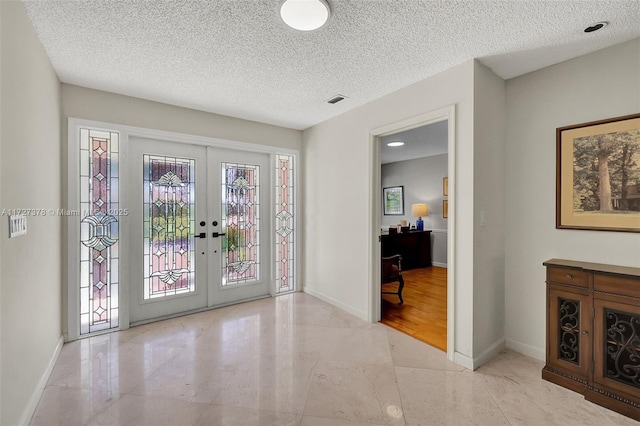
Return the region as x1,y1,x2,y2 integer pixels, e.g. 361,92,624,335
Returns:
548,286,592,379
593,298,640,398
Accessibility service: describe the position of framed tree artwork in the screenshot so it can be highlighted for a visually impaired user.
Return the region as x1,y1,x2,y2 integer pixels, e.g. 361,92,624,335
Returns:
556,113,640,232
383,186,404,215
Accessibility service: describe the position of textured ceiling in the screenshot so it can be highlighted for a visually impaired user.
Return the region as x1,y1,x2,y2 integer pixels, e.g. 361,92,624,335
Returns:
23,0,640,130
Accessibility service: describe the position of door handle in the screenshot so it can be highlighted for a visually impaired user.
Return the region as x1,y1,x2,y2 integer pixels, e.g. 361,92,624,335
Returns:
212,232,226,238
195,232,207,238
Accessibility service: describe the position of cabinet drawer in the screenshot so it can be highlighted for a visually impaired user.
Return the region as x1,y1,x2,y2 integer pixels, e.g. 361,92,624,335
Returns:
548,267,589,287
594,274,640,299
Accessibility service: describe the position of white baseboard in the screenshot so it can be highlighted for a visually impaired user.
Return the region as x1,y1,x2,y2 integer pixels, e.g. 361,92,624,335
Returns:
453,337,505,371
453,351,474,370
432,262,447,268
302,286,368,321
474,337,506,369
505,338,545,361
19,335,64,426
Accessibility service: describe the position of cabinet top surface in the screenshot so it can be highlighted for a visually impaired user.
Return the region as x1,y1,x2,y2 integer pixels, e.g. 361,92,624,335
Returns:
544,258,640,278
381,230,432,237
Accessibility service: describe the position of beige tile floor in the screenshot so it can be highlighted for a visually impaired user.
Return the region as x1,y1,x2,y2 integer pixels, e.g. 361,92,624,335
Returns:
31,293,637,426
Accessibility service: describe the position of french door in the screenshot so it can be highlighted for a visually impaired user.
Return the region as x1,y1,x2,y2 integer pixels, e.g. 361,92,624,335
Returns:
128,137,271,324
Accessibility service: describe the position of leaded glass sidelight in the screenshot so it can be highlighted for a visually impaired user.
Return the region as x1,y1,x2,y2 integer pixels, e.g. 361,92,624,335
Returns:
143,155,196,299
80,128,120,335
275,155,295,294
221,163,260,286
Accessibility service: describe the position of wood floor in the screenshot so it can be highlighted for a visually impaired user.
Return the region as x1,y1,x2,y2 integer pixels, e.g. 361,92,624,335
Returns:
380,266,447,351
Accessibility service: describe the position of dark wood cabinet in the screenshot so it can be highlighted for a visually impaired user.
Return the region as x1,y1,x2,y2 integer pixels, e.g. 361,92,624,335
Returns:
543,259,640,421
380,230,431,270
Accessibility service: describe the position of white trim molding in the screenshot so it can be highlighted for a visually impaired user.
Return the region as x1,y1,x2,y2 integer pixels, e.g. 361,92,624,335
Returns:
369,104,457,362
505,338,545,361
303,286,368,321
454,337,505,371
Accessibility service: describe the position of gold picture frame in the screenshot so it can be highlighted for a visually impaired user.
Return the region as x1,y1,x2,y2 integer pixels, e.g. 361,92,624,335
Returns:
556,113,640,232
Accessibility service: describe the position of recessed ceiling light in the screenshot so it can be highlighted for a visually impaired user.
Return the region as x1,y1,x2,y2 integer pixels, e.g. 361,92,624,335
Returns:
280,0,330,31
387,141,404,147
584,21,608,33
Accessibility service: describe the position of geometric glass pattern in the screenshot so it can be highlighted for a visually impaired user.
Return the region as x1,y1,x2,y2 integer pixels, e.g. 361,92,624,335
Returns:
558,297,580,365
221,162,260,286
143,155,196,299
604,308,640,389
274,155,295,294
79,128,120,335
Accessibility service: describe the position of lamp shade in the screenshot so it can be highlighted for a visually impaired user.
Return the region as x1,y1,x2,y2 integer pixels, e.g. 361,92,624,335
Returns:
412,203,428,217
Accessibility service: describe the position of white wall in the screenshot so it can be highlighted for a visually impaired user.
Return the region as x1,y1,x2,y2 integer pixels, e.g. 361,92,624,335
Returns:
0,2,62,425
62,84,302,151
382,155,448,266
303,61,476,360
505,39,640,360
472,61,507,362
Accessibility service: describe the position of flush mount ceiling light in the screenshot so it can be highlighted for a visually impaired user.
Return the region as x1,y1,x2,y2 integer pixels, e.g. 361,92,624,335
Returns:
280,0,330,31
387,141,405,147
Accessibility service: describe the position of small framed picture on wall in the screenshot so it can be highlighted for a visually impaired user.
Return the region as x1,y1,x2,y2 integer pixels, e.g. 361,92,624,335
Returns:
383,186,404,215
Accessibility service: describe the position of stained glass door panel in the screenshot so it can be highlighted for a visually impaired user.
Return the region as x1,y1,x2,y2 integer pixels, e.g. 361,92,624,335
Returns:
208,149,270,306
143,155,196,299
129,138,208,324
221,162,260,286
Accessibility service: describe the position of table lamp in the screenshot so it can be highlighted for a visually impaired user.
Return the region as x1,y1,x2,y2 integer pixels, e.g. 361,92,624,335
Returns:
412,203,428,231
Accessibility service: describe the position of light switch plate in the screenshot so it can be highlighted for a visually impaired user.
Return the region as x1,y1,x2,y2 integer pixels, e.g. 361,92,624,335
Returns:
9,215,27,238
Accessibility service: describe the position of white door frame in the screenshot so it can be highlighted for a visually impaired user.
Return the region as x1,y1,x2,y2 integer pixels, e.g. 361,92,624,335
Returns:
65,118,299,341
369,105,456,360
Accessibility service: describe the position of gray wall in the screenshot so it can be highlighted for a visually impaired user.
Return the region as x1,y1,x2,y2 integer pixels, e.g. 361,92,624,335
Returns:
504,38,640,359
0,2,62,425
381,154,448,266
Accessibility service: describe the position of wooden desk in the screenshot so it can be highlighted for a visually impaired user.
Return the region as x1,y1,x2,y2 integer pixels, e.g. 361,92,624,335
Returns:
380,230,431,270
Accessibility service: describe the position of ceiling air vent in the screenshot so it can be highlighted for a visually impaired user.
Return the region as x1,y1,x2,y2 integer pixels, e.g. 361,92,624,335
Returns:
326,95,347,105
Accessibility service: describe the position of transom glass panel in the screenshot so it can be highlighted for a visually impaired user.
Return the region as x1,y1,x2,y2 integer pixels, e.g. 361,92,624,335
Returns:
221,162,260,286
143,155,196,299
79,128,119,335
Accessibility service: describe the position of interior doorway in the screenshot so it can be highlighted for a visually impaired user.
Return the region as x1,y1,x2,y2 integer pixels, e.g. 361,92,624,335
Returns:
379,121,448,350
369,106,456,360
